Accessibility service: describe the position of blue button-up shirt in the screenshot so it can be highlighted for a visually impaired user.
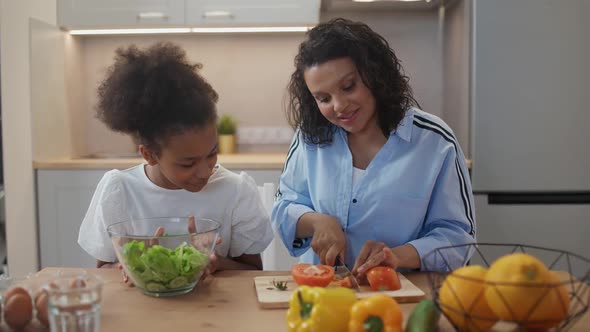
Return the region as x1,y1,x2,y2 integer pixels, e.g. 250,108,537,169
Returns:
271,108,476,271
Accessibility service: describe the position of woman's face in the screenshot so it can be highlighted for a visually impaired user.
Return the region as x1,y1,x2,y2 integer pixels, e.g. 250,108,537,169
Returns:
152,122,219,192
304,57,377,135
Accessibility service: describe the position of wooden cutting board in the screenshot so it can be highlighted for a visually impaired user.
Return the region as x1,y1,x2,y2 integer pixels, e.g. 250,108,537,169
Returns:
254,273,425,309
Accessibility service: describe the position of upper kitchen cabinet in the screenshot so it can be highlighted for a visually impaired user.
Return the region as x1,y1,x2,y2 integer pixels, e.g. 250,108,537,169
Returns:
58,0,185,28
58,0,321,29
186,0,320,26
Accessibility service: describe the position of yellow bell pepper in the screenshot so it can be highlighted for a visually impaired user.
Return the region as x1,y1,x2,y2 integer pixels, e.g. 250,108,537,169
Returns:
349,295,403,332
287,285,357,332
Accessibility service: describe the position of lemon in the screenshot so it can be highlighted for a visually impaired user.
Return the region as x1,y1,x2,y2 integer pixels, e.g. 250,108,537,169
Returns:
439,265,497,332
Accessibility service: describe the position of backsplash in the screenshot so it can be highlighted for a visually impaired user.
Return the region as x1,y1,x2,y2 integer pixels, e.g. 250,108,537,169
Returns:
79,33,303,156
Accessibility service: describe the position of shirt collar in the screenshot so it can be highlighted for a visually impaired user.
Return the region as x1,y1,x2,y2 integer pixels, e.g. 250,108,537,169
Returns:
392,108,414,142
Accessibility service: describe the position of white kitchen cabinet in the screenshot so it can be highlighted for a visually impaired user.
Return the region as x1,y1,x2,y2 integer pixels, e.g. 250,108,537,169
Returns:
37,169,107,269
57,0,185,29
57,0,320,29
186,0,320,26
36,168,281,268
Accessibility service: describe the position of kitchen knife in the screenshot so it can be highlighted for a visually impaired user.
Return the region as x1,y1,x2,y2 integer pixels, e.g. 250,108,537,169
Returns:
334,256,361,291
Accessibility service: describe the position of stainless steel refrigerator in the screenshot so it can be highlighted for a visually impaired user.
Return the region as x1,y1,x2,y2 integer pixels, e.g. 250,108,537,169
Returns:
470,0,590,259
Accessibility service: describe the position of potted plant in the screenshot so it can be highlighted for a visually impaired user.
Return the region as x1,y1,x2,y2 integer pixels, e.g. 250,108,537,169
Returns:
217,114,237,154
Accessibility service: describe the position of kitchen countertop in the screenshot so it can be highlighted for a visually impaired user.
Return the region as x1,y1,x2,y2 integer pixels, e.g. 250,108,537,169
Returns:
34,155,472,170
22,268,588,332
33,153,287,170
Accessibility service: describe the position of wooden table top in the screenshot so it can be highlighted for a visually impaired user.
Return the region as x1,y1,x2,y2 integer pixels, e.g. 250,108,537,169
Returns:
14,268,589,332
33,153,287,170
33,155,472,170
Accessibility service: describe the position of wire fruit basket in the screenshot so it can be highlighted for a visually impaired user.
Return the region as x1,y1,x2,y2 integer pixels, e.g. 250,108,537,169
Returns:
423,243,589,332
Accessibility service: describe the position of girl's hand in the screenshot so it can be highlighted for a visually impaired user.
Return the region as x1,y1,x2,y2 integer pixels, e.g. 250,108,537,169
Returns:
188,216,197,233
99,261,135,287
115,225,166,287
202,254,218,279
311,215,346,266
117,263,135,287
201,236,223,279
352,241,400,275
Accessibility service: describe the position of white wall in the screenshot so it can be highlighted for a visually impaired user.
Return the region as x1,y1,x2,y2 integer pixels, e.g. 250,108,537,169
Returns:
64,34,87,157
30,18,73,160
0,0,57,276
79,33,304,157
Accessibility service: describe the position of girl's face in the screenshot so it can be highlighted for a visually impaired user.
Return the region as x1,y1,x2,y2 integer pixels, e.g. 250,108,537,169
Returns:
147,122,219,192
303,57,378,135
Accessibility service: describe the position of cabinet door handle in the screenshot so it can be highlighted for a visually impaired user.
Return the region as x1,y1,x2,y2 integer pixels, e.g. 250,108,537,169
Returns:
202,10,234,19
487,193,590,204
137,12,169,20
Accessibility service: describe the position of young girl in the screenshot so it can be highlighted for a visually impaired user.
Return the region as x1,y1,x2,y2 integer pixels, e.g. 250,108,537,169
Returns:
78,42,273,273
273,18,475,273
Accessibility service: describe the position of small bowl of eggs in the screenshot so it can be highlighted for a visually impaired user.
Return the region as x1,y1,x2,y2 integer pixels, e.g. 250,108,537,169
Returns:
1,270,103,330
1,274,45,330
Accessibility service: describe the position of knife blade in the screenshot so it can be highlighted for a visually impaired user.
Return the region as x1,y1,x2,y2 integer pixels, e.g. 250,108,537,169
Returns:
334,256,361,291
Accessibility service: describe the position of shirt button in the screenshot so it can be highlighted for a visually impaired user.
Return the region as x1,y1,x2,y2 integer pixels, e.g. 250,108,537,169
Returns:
352,199,357,203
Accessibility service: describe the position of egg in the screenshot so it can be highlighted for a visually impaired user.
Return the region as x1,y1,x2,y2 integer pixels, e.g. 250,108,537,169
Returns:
34,290,50,327
4,286,30,301
69,278,87,289
4,293,34,330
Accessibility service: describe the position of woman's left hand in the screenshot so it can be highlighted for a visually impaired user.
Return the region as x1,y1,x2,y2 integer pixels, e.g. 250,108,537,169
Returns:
352,241,400,275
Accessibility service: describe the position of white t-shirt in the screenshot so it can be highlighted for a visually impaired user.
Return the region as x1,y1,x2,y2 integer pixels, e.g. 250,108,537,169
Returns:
78,164,274,263
352,167,366,192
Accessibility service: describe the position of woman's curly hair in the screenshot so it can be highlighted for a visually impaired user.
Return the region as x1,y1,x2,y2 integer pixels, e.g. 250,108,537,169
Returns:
97,42,218,153
287,18,419,145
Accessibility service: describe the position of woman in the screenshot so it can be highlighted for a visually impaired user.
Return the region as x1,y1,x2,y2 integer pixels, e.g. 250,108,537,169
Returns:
272,18,475,274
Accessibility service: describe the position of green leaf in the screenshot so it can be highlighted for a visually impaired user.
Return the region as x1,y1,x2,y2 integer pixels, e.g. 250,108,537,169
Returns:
167,276,188,289
121,240,209,289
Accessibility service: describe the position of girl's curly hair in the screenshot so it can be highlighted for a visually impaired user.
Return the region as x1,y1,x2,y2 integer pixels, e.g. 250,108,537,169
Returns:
287,18,419,145
97,42,218,153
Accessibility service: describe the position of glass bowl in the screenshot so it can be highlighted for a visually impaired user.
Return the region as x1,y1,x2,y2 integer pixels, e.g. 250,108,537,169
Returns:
424,243,590,332
107,217,220,297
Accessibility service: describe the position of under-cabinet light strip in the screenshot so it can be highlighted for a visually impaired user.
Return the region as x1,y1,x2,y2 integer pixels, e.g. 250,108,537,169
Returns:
353,0,426,2
69,28,192,35
192,26,310,33
69,26,311,35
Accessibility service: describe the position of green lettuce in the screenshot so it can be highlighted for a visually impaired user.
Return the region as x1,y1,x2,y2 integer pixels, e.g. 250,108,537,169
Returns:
121,240,209,291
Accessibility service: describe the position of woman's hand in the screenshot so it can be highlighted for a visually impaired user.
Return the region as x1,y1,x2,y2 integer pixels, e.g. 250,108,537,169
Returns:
352,241,400,275
352,242,421,275
309,214,346,266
